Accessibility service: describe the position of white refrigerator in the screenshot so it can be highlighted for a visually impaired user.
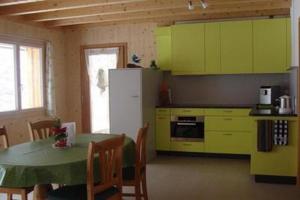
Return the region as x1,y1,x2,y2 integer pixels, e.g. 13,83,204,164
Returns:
109,68,162,161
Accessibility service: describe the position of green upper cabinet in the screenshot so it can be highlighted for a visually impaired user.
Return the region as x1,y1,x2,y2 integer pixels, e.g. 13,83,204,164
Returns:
172,23,205,74
205,23,221,74
155,27,171,71
220,20,253,74
253,18,288,73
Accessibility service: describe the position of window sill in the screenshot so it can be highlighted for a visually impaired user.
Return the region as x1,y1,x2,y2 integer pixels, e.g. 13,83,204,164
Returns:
0,108,47,120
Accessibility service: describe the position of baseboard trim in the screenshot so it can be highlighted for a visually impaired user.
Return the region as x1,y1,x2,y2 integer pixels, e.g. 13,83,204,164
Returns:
156,151,250,159
254,175,297,185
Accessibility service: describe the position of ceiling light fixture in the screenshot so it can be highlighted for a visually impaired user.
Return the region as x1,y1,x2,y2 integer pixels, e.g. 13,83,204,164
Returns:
200,0,208,9
188,0,194,10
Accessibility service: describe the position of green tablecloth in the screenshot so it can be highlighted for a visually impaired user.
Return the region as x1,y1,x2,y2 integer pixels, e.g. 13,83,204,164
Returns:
0,134,135,188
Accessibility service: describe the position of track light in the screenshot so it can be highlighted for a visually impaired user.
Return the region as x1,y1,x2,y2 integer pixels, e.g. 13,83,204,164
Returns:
200,0,208,9
188,1,194,10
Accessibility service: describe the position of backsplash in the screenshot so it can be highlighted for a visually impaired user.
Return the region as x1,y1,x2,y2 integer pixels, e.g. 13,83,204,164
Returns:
164,72,291,106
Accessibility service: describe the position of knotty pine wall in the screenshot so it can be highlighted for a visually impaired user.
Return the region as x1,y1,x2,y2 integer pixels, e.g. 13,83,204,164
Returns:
64,23,157,132
0,19,67,146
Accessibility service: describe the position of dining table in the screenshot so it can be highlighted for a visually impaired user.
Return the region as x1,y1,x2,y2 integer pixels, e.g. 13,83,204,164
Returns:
0,133,136,200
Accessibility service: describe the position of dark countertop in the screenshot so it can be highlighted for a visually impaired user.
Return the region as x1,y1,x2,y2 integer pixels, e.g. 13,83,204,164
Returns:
249,108,297,117
156,104,254,109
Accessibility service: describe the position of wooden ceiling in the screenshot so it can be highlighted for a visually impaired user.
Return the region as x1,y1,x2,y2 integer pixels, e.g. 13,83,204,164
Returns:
0,0,292,28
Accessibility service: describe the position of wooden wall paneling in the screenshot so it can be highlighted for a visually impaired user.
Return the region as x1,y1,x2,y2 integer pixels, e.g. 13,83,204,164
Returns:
65,23,156,132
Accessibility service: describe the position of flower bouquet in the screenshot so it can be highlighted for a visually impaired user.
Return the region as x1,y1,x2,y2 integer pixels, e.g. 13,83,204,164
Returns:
52,119,68,149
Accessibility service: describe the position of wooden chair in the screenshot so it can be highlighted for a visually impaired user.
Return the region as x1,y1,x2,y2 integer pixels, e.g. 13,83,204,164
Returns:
0,126,33,200
47,134,125,200
122,123,149,200
28,120,57,141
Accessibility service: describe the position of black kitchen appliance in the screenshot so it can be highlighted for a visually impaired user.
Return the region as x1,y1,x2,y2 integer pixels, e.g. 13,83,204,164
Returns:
171,115,204,142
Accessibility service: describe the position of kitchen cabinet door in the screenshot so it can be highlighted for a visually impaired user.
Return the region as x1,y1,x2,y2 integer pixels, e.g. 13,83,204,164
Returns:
205,23,221,74
253,18,288,73
205,131,252,154
287,18,291,69
155,113,171,151
172,23,205,74
155,27,171,71
220,21,253,74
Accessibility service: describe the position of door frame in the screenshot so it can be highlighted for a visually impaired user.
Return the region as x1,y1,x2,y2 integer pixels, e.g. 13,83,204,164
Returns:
80,43,127,133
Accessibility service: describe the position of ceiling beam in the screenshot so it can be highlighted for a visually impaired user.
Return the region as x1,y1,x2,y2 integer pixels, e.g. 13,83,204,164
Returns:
0,0,43,6
24,0,291,22
46,3,291,27
68,8,289,29
0,0,145,16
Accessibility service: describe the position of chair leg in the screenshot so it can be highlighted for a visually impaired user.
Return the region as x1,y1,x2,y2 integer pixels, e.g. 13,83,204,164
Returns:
141,174,148,200
7,193,13,200
20,190,28,200
135,180,142,200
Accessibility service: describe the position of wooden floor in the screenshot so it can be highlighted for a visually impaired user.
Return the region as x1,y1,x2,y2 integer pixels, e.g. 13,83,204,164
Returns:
2,156,300,200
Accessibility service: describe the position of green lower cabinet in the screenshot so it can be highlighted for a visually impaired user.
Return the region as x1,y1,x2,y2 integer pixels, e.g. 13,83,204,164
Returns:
155,110,171,151
250,118,298,176
205,131,252,154
170,141,205,153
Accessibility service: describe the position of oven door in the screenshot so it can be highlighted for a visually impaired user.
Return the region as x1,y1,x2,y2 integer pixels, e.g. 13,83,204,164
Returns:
171,117,204,142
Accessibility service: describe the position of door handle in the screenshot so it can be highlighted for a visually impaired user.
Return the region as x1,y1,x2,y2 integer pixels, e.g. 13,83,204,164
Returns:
131,95,139,98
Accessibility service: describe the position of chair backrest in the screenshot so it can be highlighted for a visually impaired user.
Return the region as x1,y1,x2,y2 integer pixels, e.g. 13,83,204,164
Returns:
86,134,125,200
0,126,9,149
135,123,149,173
28,120,57,141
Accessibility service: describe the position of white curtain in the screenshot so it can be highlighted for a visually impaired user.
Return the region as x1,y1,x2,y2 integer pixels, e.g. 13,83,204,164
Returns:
45,41,56,117
84,48,119,94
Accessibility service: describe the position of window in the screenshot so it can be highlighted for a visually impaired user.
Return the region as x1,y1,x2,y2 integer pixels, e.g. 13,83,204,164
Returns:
0,40,44,113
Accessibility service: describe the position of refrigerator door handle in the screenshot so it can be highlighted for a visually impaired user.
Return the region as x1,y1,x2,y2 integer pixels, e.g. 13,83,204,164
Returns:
131,95,139,98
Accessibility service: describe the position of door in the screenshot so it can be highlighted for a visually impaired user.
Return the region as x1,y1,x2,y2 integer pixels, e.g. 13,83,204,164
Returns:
81,43,127,133
205,22,221,74
109,69,142,139
172,23,205,74
220,20,253,74
155,27,172,71
253,18,288,73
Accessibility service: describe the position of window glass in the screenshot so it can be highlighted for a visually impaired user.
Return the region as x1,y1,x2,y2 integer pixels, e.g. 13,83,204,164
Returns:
20,46,43,109
0,43,17,112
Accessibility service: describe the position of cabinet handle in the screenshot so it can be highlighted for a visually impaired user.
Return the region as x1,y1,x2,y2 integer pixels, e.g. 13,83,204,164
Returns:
223,133,233,136
223,118,233,121
183,110,191,113
157,117,166,120
183,143,192,146
223,110,233,113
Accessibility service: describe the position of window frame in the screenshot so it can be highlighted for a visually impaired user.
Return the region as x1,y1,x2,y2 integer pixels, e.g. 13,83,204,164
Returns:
0,35,46,115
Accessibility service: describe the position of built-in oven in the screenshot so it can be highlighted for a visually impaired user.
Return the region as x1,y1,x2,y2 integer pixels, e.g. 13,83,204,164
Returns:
170,115,204,142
